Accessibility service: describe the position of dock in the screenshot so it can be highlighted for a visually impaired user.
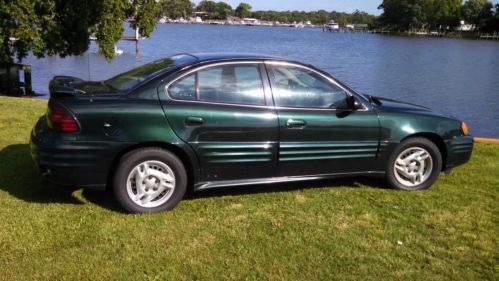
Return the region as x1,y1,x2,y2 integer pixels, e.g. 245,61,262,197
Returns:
89,27,145,53
479,33,499,40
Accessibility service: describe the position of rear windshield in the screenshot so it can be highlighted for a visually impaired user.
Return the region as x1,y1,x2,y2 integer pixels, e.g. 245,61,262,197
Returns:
104,54,197,92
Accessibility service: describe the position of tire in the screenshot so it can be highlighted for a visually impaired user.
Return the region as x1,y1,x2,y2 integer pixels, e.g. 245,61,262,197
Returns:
113,148,187,213
386,137,442,191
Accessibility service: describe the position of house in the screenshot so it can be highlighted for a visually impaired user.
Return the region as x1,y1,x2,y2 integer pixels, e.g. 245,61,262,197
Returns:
243,18,260,26
455,20,475,31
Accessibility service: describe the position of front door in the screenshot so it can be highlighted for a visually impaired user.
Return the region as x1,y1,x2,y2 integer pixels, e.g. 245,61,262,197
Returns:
160,62,278,181
266,62,380,176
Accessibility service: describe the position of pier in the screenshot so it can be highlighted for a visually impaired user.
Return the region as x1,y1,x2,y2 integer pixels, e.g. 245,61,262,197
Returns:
479,33,499,40
89,28,145,54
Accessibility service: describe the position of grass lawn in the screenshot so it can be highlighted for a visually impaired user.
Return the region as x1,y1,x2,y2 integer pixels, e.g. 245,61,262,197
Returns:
0,96,497,280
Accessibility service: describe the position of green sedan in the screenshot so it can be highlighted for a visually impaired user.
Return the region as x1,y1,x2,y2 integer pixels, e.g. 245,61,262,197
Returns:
30,53,473,213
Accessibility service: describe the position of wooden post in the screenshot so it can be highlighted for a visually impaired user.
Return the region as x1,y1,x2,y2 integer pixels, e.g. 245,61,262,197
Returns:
23,65,32,95
135,27,139,55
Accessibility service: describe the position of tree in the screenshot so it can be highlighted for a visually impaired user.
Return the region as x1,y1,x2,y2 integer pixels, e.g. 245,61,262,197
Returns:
196,0,217,13
0,0,159,65
195,0,232,19
160,0,193,19
462,0,494,29
378,0,426,30
378,0,462,31
482,3,499,31
215,1,233,19
235,2,251,18
129,0,160,37
421,0,461,29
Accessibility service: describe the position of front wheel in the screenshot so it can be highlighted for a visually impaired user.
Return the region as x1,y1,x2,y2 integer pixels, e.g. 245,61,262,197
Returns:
386,138,442,191
113,148,187,213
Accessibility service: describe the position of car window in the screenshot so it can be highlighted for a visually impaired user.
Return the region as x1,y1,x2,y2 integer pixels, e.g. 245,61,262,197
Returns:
106,54,196,92
168,64,266,106
271,65,349,109
168,74,196,100
198,64,265,105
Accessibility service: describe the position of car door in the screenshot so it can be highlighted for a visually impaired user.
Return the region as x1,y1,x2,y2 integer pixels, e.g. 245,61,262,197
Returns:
159,62,279,182
266,62,380,176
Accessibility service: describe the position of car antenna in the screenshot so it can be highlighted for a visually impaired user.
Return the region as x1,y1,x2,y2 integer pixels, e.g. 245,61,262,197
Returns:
87,50,91,80
86,0,91,81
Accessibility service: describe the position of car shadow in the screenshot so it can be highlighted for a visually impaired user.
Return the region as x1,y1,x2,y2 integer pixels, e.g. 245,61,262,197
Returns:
0,144,83,205
0,143,390,212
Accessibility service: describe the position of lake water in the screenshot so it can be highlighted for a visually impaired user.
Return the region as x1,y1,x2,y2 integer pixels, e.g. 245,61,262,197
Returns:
24,24,499,138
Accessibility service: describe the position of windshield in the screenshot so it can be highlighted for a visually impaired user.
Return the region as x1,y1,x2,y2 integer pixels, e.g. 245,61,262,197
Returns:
104,54,197,92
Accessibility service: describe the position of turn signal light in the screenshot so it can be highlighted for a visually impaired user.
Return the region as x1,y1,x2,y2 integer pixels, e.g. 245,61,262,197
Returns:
461,121,469,136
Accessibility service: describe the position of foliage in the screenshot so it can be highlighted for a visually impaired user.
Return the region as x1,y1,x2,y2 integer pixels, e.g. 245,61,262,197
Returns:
195,0,217,13
94,0,128,62
0,0,159,65
128,0,160,38
235,2,251,18
215,1,233,19
483,4,499,31
421,0,461,29
159,0,194,19
461,0,494,29
191,1,375,25
249,10,376,25
0,96,498,280
195,0,233,20
378,0,498,31
0,0,45,64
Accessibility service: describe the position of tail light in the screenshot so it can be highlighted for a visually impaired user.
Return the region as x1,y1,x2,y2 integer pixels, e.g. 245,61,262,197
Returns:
46,100,79,132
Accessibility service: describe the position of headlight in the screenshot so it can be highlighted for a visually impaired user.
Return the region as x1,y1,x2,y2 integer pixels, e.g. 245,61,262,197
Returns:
461,121,469,136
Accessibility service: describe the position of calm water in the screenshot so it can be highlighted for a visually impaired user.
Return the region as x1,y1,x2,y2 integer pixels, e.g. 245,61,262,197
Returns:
24,24,499,137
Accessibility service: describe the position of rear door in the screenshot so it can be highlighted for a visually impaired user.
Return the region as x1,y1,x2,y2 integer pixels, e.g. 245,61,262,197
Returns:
159,62,279,182
266,62,380,176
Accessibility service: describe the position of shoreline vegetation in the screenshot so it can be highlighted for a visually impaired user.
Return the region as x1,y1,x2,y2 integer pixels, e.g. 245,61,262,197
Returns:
152,19,499,41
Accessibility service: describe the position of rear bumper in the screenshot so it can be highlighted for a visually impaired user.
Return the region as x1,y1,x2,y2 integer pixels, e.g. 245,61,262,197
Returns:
445,135,474,170
29,118,128,189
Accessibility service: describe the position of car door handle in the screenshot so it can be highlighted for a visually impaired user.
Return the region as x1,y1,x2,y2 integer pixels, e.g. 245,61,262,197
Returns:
286,119,306,129
185,116,204,126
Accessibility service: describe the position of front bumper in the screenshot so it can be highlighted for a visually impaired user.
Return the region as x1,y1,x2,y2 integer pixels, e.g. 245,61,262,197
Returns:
445,135,474,170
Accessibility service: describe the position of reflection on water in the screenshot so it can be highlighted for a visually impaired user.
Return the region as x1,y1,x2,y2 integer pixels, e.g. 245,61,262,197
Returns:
24,24,499,137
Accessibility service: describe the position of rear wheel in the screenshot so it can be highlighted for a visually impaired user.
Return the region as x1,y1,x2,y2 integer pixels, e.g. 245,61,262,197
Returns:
113,148,187,213
386,138,442,191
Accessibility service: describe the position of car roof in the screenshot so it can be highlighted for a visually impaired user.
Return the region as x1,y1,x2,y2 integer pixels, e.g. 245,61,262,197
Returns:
185,52,288,63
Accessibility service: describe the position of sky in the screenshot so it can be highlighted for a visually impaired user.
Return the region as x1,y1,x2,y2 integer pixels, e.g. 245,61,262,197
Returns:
193,0,499,16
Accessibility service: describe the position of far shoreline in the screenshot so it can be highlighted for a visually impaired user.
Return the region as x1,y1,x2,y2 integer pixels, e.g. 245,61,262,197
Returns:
159,22,499,42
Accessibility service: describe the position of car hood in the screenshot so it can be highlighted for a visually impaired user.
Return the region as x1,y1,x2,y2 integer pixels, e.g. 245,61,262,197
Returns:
368,95,456,119
49,76,117,97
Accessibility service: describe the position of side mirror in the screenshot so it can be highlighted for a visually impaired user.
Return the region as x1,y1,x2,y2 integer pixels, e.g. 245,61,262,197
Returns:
347,95,362,110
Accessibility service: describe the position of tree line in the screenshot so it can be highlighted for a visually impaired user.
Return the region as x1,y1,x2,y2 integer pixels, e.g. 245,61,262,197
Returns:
159,0,376,25
165,0,499,31
377,0,499,32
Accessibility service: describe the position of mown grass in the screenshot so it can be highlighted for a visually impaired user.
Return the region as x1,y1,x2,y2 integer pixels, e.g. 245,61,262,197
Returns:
0,96,497,280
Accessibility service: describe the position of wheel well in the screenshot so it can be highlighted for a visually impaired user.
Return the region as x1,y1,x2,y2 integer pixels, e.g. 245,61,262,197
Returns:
106,142,196,190
401,133,447,171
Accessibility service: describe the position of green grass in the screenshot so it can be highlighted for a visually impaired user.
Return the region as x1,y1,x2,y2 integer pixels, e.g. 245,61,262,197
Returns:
0,96,497,280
